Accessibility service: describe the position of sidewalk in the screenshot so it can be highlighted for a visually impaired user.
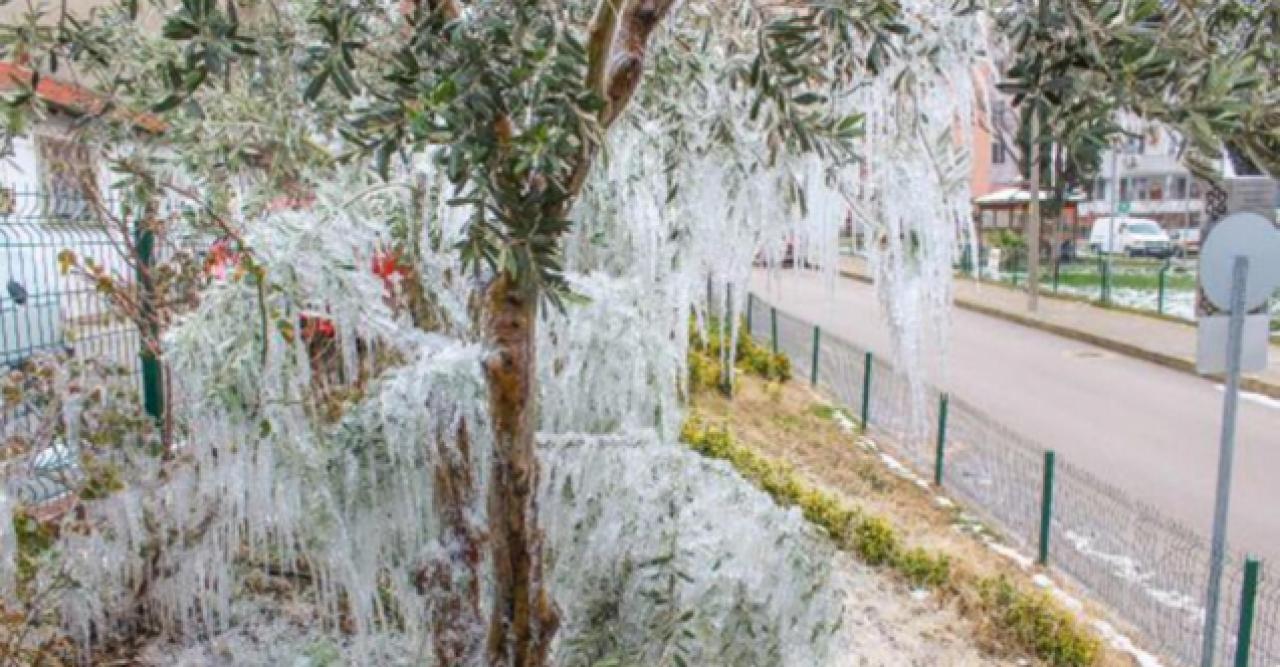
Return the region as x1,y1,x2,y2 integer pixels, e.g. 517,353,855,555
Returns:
840,256,1280,399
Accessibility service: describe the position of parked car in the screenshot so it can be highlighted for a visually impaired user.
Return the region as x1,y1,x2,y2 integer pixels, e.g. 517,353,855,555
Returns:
1088,217,1175,258
1168,228,1200,257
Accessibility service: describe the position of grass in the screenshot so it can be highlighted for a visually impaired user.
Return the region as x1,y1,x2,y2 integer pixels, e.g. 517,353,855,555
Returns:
680,413,1103,667
681,336,1125,666
998,259,1199,292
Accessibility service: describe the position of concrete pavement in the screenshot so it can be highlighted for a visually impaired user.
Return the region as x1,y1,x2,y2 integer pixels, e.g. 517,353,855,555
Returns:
752,268,1280,561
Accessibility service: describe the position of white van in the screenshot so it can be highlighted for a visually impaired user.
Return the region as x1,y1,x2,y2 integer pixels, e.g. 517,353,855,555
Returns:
1088,217,1174,258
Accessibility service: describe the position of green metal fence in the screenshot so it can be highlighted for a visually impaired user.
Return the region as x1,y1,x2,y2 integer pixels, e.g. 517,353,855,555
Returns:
2,190,208,504
979,250,1218,323
748,292,1276,667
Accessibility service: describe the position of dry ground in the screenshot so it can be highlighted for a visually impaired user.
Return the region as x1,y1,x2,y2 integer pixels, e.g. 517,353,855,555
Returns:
692,374,1147,667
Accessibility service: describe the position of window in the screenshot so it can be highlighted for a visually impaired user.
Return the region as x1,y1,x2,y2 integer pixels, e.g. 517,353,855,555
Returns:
1092,178,1108,200
1119,177,1132,201
991,141,1006,165
36,135,97,220
1149,178,1164,201
1133,177,1150,201
1190,179,1202,198
1125,135,1146,155
1171,175,1188,199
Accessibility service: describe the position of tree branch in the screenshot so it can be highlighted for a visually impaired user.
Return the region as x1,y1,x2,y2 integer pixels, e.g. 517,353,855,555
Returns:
601,0,676,128
427,0,461,21
557,0,674,207
586,0,621,102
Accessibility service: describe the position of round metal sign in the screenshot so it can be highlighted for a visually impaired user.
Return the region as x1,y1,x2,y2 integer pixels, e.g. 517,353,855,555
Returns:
1200,212,1280,311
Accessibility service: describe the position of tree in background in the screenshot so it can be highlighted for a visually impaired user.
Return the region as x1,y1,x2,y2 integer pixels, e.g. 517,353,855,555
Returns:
999,0,1277,306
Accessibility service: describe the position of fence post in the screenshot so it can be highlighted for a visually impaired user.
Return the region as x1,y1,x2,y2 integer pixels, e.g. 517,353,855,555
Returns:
810,325,821,386
1038,450,1056,565
1234,558,1261,667
860,352,873,432
1100,258,1111,305
1053,256,1061,293
746,294,754,332
1158,260,1169,315
135,219,164,425
770,306,779,354
934,393,949,486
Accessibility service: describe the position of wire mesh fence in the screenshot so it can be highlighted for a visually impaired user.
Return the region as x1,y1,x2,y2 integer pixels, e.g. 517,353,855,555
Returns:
2,190,211,511
746,291,1277,667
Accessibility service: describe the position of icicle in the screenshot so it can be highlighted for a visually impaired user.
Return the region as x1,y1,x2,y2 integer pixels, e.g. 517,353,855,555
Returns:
0,488,14,600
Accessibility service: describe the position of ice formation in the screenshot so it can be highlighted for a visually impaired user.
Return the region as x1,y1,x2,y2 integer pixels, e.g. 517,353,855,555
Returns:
1,0,988,663
854,0,987,437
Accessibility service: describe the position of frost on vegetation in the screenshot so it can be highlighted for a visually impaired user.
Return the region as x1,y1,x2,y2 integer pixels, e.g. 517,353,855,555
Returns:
46,174,496,658
542,435,855,666
0,488,14,599
855,0,986,438
3,2,990,662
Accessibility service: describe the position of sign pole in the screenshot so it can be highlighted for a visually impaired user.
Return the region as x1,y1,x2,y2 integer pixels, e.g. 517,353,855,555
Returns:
1200,254,1249,667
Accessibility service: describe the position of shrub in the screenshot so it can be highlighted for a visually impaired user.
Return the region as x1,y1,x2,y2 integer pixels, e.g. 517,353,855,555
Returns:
896,547,950,589
687,318,792,389
680,411,1101,667
977,576,1101,667
853,516,898,566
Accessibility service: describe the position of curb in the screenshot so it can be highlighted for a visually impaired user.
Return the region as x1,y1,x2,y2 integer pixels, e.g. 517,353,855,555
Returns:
838,269,1280,401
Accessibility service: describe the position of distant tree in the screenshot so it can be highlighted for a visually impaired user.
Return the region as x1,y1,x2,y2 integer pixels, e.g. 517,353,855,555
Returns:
998,0,1277,303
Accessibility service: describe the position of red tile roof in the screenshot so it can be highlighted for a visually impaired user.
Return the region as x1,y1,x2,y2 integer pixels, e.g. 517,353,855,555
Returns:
0,61,166,133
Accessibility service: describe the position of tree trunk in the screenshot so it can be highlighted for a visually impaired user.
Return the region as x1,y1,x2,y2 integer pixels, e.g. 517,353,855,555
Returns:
419,422,484,664
1026,106,1042,312
482,274,558,667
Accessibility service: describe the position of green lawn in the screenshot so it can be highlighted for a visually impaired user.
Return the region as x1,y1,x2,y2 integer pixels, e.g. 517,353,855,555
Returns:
1046,261,1197,291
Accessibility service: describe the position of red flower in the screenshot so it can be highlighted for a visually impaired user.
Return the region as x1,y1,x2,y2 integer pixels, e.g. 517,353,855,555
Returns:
206,239,240,280
372,248,409,295
300,314,336,340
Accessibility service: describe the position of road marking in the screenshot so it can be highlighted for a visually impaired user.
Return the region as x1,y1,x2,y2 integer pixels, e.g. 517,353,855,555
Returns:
1215,384,1280,410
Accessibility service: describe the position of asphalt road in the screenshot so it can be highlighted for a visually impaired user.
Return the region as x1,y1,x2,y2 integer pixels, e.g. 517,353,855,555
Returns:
752,269,1280,561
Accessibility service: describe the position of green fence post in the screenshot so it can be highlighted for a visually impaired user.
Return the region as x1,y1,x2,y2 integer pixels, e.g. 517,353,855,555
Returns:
746,294,754,332
770,306,778,354
1053,256,1061,293
1158,260,1169,315
810,325,821,386
1100,258,1111,306
1038,450,1056,565
135,219,164,425
1234,558,1261,667
860,352,873,432
934,393,949,486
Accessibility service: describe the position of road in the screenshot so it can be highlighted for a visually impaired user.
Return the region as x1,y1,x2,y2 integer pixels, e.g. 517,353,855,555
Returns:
752,269,1280,561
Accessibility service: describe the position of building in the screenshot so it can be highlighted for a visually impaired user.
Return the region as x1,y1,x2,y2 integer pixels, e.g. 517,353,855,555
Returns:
0,61,161,369
1079,120,1206,234
971,77,1207,250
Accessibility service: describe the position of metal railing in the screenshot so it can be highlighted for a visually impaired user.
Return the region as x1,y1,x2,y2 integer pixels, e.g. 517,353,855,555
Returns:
748,292,1275,667
2,190,209,507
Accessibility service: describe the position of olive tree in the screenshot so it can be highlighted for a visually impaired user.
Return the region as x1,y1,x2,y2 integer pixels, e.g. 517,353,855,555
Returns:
1,0,978,663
